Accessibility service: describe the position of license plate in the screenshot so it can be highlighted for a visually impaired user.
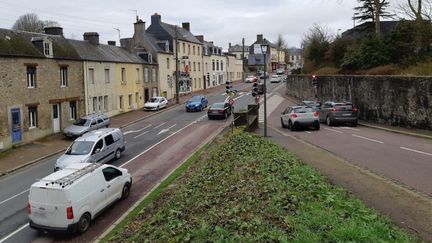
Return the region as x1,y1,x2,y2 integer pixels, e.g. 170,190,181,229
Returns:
342,113,352,116
211,111,219,114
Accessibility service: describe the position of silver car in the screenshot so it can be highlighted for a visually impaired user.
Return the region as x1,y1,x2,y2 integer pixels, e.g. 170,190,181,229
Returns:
63,113,110,138
281,106,320,131
55,128,125,171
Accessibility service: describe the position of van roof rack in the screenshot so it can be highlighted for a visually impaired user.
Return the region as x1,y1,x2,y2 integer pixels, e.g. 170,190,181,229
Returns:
47,163,103,188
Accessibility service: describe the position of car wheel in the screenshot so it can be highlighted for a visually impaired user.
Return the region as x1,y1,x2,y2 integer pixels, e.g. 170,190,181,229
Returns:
115,149,121,160
326,116,332,126
289,120,295,131
281,118,286,128
121,183,130,200
77,213,91,234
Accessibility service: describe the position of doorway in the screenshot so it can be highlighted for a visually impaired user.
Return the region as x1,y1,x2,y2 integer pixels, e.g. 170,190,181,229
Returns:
144,88,149,102
52,104,60,133
11,108,21,143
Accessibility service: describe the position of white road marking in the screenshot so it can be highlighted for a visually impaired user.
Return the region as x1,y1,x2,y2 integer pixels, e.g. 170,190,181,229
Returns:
341,126,360,131
305,131,312,134
352,134,384,144
324,128,343,134
133,131,149,139
153,122,167,129
400,147,432,156
0,189,29,206
124,124,152,135
157,124,177,135
0,223,29,243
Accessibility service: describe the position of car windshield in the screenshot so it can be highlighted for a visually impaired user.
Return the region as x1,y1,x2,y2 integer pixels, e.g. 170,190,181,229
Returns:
189,96,202,102
149,97,160,103
65,141,94,155
211,103,225,109
73,118,91,126
293,107,315,113
272,75,278,78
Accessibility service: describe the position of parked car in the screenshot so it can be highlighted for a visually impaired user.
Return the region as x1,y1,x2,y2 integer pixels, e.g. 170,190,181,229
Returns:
55,128,125,171
28,162,132,233
319,101,359,127
144,96,168,111
63,113,110,138
270,75,281,83
302,100,322,109
207,102,232,119
259,72,269,79
281,106,320,131
276,69,285,75
245,75,258,83
185,95,208,112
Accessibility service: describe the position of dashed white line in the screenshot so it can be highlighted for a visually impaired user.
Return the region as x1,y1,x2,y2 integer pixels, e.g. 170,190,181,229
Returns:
123,124,152,135
305,131,312,134
134,131,149,139
0,189,29,206
153,122,167,129
0,223,29,243
400,147,432,156
352,134,384,144
324,128,343,134
341,126,360,131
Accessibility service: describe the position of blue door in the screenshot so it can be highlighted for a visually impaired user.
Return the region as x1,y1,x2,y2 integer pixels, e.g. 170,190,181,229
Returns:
11,108,21,143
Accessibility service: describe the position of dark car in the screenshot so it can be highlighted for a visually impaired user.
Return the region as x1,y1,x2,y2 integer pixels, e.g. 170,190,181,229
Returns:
319,101,359,126
185,95,208,112
207,102,232,119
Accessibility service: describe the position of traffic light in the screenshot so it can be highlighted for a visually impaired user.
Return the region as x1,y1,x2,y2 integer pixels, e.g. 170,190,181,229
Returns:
312,75,317,86
226,80,232,94
252,82,259,97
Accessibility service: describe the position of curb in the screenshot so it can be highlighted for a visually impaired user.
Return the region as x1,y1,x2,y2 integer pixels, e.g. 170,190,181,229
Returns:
358,122,432,140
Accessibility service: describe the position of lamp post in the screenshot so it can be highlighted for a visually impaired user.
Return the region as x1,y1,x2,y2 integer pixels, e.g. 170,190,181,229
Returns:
261,44,268,137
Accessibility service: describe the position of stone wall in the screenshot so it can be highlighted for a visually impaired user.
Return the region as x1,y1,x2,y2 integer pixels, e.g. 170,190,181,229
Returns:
286,75,432,130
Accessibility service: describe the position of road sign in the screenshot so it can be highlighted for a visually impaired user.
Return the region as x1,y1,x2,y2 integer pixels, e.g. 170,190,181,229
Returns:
228,98,235,106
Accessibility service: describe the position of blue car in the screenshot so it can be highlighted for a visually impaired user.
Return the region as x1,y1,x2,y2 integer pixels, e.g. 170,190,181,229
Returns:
186,95,208,112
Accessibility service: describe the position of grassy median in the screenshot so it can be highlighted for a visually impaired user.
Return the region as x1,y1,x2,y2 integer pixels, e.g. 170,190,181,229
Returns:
104,130,416,242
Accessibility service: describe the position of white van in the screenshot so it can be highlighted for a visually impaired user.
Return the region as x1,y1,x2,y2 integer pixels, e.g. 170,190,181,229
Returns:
28,163,132,233
55,128,125,171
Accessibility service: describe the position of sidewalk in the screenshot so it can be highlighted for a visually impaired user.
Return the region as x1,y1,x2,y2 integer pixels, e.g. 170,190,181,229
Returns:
0,82,233,177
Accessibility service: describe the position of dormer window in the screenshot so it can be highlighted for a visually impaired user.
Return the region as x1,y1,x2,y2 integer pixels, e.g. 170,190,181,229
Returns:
31,37,53,58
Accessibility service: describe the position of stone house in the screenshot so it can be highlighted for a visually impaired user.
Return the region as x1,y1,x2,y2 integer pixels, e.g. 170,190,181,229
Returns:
225,53,243,82
0,27,84,150
199,38,227,88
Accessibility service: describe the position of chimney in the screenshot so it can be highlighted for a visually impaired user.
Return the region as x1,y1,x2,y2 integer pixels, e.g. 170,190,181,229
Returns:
229,42,231,49
83,32,99,45
44,27,63,36
108,41,116,46
151,13,161,24
182,22,190,32
257,34,263,42
134,20,146,36
195,35,204,43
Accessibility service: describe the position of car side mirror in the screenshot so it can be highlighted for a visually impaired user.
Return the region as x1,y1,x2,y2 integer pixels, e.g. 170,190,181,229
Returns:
95,148,101,154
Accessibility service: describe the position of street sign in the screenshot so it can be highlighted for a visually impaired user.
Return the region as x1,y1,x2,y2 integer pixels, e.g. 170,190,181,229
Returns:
228,98,235,106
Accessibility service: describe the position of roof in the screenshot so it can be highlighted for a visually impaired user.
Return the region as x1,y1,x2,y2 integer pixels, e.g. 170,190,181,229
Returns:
32,163,96,188
228,44,250,53
78,128,120,141
160,22,202,44
0,28,80,59
68,39,146,64
252,38,277,49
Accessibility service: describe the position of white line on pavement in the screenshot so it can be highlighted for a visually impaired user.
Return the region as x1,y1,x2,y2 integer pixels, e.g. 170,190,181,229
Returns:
153,122,166,129
341,126,360,131
0,223,29,243
305,131,312,134
124,124,152,135
165,124,177,130
0,189,29,206
352,134,384,144
134,131,149,139
324,128,343,134
400,147,432,156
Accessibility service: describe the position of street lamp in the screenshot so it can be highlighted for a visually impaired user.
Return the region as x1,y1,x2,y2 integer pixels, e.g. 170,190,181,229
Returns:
260,44,268,137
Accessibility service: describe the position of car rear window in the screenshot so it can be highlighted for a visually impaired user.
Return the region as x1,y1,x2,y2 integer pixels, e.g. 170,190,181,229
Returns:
293,107,315,113
211,103,225,108
335,104,353,109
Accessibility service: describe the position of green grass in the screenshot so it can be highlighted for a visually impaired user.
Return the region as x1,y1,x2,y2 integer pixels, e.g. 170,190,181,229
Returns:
104,131,417,242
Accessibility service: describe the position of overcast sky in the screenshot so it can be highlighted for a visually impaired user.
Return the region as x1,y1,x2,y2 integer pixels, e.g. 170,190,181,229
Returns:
0,0,401,50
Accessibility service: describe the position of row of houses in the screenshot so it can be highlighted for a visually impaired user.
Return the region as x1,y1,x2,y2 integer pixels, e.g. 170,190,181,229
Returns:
0,13,244,151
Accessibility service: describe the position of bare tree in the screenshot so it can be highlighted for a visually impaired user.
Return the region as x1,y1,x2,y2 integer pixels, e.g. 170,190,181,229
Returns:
302,24,332,70
12,13,61,33
398,0,432,20
275,34,287,68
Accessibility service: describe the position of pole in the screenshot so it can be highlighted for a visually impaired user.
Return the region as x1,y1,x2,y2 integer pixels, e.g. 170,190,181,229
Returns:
175,26,179,104
242,38,245,82
263,52,267,137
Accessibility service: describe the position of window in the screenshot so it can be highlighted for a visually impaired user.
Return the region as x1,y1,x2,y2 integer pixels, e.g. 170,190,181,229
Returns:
199,78,201,88
98,96,102,111
193,46,195,55
60,67,68,87
103,96,108,112
197,46,200,56
121,68,126,83
69,101,77,120
104,134,114,146
198,62,201,72
119,96,124,110
92,139,104,155
193,62,196,72
183,43,185,53
102,167,122,181
188,44,190,54
104,68,110,83
221,61,223,71
152,68,156,82
205,62,208,72
152,87,158,97
43,41,52,57
216,60,219,71
28,106,37,128
136,68,141,84
144,68,149,82
27,66,36,88
135,92,139,106
194,78,196,88
212,60,215,71
89,68,95,84
167,58,170,69
128,94,132,107
92,97,97,112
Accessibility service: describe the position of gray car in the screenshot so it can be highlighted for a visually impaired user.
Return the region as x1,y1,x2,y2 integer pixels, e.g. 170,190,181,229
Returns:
63,113,110,138
319,101,359,126
281,106,320,131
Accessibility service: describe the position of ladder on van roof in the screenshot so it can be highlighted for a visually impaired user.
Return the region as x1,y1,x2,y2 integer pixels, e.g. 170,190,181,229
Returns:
47,163,103,188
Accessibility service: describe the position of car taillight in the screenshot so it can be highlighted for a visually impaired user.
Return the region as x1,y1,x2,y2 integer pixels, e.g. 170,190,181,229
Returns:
331,108,339,112
313,111,319,117
218,110,225,114
290,114,297,118
66,207,74,219
27,202,31,214
352,107,358,112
